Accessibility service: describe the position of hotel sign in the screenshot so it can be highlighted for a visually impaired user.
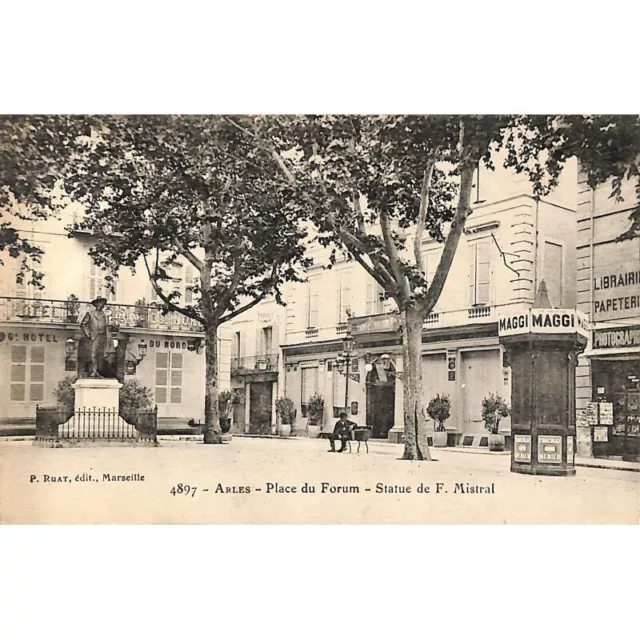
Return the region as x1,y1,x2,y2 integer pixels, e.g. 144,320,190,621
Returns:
350,313,400,336
498,309,589,338
593,325,640,350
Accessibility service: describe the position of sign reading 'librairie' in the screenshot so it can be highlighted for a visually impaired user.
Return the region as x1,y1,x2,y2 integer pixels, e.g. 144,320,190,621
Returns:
593,267,640,321
593,326,640,349
498,309,589,337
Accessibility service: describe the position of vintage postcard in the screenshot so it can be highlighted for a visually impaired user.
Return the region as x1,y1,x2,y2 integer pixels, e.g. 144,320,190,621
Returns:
1,115,639,524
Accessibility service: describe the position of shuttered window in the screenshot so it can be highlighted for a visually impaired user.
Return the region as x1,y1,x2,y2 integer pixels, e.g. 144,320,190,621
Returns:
543,241,563,307
337,270,352,323
365,277,384,315
185,264,195,304
307,278,319,328
155,352,184,404
469,240,492,306
10,345,45,402
89,261,117,302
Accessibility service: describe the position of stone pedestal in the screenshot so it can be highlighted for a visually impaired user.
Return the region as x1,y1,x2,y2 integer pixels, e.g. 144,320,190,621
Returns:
73,377,122,410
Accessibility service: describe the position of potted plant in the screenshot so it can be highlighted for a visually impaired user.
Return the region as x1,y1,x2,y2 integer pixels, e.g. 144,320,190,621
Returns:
218,389,238,434
134,299,149,328
482,392,510,452
426,393,451,447
306,393,325,438
275,396,295,437
65,294,80,323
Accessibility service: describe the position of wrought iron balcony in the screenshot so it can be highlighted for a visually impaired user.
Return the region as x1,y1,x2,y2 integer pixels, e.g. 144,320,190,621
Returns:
0,296,202,333
231,353,279,376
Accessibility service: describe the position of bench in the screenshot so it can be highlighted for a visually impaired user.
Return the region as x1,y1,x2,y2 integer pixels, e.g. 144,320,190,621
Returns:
319,426,371,453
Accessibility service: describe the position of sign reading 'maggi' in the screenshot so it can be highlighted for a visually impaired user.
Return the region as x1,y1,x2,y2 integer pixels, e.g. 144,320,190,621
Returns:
498,309,589,337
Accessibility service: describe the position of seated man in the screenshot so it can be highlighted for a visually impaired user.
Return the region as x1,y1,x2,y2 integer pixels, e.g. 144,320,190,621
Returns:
328,412,356,453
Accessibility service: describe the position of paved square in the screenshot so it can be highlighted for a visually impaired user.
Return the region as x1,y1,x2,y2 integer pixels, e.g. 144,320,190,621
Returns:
0,437,638,523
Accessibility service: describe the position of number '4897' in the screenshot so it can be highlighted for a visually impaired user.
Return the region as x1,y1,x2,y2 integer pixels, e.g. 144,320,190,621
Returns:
170,484,197,497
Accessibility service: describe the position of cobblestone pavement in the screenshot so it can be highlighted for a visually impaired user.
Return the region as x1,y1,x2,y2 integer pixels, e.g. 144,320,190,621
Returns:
0,437,638,524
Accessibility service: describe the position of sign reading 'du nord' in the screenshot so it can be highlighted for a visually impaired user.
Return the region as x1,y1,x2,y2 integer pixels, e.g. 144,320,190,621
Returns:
498,309,589,337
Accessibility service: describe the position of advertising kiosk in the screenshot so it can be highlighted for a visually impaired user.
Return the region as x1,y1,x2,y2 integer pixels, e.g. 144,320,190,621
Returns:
498,291,588,476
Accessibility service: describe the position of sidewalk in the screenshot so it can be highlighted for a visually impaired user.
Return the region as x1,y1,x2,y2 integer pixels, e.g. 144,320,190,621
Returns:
438,445,640,472
2,432,639,473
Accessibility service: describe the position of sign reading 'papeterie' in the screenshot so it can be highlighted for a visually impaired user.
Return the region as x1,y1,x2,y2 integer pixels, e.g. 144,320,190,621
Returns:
498,309,589,338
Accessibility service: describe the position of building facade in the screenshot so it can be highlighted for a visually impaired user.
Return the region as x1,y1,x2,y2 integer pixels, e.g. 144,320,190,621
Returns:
575,173,640,460
0,207,231,428
273,163,578,443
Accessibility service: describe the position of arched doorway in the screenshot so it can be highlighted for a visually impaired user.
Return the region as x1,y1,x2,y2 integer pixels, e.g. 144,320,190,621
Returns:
366,358,396,439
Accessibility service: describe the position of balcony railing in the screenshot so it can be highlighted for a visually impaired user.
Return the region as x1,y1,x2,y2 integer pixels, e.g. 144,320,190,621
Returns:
231,353,279,375
0,296,202,333
468,306,492,319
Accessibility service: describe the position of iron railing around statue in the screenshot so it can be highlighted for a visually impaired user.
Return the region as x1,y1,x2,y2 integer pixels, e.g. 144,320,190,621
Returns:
35,406,159,445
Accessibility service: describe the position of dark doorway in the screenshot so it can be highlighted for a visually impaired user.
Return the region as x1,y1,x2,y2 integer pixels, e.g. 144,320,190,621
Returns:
249,382,273,435
366,363,396,438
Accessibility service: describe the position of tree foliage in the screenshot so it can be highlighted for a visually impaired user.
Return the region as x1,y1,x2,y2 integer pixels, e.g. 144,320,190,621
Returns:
2,115,311,443
227,114,640,459
0,116,92,285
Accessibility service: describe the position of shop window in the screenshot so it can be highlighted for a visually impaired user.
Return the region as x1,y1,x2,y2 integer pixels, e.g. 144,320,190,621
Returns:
155,352,184,404
301,366,318,415
10,345,45,402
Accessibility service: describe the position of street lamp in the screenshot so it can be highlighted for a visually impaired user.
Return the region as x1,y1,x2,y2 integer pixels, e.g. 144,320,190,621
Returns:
335,331,358,414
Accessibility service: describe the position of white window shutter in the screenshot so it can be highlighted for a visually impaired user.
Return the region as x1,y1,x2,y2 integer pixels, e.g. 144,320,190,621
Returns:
469,244,477,306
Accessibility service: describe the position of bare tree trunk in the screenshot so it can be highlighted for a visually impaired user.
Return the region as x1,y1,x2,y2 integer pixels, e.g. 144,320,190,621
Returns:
401,306,432,461
203,323,222,445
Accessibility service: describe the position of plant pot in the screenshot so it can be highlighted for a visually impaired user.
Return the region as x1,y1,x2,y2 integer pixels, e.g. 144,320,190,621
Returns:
488,433,505,452
219,417,231,434
306,423,320,439
433,431,448,447
278,422,292,437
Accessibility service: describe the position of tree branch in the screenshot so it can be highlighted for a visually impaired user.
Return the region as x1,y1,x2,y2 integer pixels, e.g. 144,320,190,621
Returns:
143,253,204,324
219,293,267,324
173,237,203,272
213,252,245,320
414,158,436,275
379,210,410,299
419,159,476,316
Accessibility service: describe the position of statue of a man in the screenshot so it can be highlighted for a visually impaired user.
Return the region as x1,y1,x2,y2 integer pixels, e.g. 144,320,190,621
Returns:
79,297,115,378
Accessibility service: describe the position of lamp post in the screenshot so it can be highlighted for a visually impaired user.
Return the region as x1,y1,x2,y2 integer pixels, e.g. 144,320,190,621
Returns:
335,331,357,414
